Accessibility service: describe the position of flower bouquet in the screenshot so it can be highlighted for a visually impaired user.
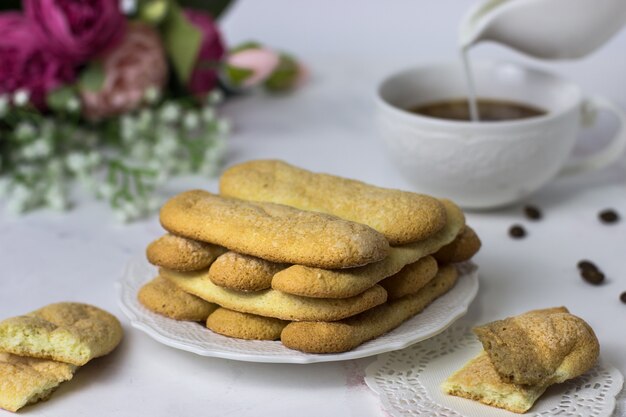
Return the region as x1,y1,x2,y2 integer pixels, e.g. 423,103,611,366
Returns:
0,0,304,221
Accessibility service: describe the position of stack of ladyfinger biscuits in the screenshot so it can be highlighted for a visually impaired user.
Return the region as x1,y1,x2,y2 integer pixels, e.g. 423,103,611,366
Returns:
138,160,482,353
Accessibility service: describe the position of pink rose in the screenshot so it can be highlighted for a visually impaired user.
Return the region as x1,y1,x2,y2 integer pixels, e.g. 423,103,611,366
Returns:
24,0,126,63
226,47,280,88
184,9,225,96
0,13,75,109
80,23,168,120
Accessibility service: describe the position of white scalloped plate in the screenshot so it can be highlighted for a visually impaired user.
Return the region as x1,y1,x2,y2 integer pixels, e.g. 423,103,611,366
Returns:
116,257,479,364
365,325,624,417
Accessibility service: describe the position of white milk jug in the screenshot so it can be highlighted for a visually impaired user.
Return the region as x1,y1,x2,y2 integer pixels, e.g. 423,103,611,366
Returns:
460,0,626,59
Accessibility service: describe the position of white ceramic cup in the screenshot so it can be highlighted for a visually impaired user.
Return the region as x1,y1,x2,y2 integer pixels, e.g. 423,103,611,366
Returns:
376,61,626,208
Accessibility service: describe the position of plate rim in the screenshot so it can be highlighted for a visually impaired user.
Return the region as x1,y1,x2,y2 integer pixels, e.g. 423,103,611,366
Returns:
116,257,480,364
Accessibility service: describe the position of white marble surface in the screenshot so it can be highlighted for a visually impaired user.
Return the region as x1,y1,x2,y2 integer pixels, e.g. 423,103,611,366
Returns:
1,1,625,416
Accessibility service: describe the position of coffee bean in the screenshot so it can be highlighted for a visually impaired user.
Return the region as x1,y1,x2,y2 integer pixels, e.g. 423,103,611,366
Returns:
621,292,626,304
581,269,605,285
577,260,598,272
523,205,542,220
509,225,526,239
599,209,619,224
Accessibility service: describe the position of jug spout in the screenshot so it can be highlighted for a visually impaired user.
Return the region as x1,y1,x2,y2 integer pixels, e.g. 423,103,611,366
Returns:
460,0,626,59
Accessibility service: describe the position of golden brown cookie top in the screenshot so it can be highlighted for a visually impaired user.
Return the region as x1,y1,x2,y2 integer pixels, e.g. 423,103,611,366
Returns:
473,307,599,386
0,302,123,366
160,190,390,269
146,234,225,271
219,160,447,244
138,276,217,321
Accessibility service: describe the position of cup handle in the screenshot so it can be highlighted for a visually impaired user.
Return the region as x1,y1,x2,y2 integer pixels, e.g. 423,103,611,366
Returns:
559,95,626,176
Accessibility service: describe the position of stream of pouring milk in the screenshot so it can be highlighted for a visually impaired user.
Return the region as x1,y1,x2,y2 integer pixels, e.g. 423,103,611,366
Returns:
461,47,480,122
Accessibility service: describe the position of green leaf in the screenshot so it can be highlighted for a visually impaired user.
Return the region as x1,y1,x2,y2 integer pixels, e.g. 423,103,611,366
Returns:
224,65,254,87
264,54,300,92
230,41,262,54
177,0,234,20
78,62,106,92
46,86,76,112
0,0,21,11
161,1,203,84
138,0,170,24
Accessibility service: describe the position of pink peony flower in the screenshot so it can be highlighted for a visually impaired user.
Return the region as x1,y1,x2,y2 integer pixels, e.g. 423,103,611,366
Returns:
24,0,126,63
80,23,168,121
227,48,280,88
0,13,75,109
184,9,225,96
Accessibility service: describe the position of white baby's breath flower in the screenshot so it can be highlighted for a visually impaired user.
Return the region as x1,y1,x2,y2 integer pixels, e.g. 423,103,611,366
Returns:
160,103,181,123
45,187,68,211
12,89,30,107
201,107,215,122
154,135,178,157
207,90,223,105
143,86,160,104
66,97,81,113
120,115,136,141
98,182,117,199
86,151,102,168
15,122,37,141
183,112,200,130
6,183,32,214
216,119,231,135
146,196,160,211
66,152,88,173
0,178,11,197
137,109,153,131
22,139,52,160
113,207,131,223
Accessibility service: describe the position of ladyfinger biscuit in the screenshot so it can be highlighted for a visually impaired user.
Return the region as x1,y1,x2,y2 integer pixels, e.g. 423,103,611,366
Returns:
380,256,438,300
272,246,422,299
160,190,390,269
442,351,547,414
434,226,481,264
206,308,288,340
271,199,464,298
219,160,447,244
138,275,218,321
473,307,599,386
0,353,77,412
0,303,123,366
209,251,287,292
161,268,388,322
146,234,226,271
280,264,458,353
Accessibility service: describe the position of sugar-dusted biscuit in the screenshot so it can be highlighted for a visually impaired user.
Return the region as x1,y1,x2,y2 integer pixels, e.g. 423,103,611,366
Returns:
206,308,288,340
160,190,390,269
434,226,481,264
442,351,547,414
219,159,447,244
380,256,438,300
210,251,287,292
280,264,458,353
271,199,464,298
138,275,218,321
0,353,77,412
473,307,599,386
162,268,387,322
0,303,123,366
272,246,421,298
146,233,226,271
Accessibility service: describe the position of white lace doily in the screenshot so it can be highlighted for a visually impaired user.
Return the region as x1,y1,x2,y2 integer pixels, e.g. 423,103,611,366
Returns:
365,325,624,417
116,256,479,364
